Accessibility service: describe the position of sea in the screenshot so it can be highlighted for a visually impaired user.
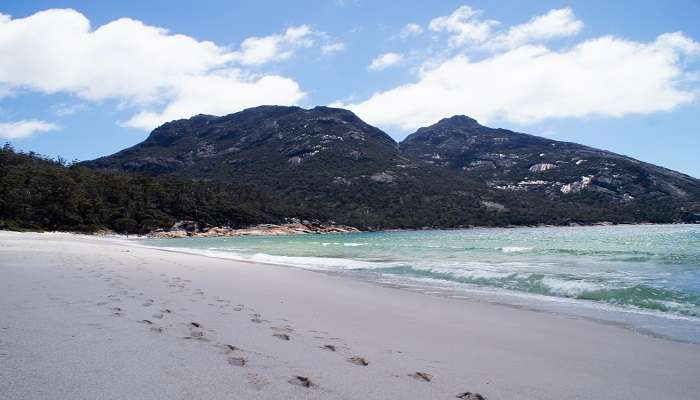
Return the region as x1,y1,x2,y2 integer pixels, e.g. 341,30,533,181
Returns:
144,224,700,343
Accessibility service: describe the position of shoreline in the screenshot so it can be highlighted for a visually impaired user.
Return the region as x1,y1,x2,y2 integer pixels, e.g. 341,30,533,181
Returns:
133,225,700,346
7,226,700,344
1,231,700,399
4,220,698,240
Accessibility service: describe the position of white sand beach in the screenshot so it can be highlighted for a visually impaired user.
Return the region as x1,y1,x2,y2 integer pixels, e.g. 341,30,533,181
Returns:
1,231,699,400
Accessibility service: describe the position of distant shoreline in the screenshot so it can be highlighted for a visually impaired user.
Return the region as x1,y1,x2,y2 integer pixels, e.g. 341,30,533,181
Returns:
3,220,697,239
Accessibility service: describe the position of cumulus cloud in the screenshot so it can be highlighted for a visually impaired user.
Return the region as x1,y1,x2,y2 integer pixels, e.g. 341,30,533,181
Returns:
232,25,314,65
428,5,498,47
0,9,308,130
124,71,304,130
368,52,403,71
488,8,583,50
343,31,700,130
429,6,582,50
0,120,59,139
399,23,423,38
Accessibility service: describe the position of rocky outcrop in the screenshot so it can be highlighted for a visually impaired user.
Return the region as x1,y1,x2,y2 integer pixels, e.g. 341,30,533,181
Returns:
148,219,361,238
529,163,557,172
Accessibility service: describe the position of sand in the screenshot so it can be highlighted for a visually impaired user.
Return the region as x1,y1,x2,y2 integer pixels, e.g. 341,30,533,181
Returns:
1,231,699,400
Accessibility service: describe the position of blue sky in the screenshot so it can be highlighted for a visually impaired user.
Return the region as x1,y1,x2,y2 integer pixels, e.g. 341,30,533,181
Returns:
1,0,699,177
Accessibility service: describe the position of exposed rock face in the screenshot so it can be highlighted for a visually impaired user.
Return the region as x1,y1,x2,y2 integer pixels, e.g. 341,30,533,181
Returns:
84,106,700,227
529,163,557,173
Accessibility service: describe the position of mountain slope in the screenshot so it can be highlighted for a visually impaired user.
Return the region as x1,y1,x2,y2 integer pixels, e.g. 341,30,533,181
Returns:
85,106,700,227
401,115,699,211
86,106,518,228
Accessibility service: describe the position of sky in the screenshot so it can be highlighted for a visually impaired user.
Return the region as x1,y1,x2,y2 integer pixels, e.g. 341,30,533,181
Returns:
0,0,699,177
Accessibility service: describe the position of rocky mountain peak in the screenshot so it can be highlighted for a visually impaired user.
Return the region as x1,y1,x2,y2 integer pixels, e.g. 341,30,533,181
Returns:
435,115,482,129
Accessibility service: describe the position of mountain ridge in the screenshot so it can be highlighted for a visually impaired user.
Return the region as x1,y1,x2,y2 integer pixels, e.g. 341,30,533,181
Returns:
83,105,700,228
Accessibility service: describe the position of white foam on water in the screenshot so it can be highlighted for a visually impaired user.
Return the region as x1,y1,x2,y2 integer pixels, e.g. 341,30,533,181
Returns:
540,277,604,297
247,252,384,270
420,266,522,281
139,244,394,271
501,246,533,253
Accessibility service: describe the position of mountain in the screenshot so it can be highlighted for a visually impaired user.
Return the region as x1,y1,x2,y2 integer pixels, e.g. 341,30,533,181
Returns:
85,106,700,228
402,115,699,201
85,106,515,228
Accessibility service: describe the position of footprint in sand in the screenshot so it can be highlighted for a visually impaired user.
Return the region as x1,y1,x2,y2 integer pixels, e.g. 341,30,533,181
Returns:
271,325,294,334
409,372,433,382
215,343,240,354
184,331,207,341
250,314,267,323
288,376,313,388
184,322,208,341
227,357,247,367
247,373,270,390
456,392,486,400
347,357,369,366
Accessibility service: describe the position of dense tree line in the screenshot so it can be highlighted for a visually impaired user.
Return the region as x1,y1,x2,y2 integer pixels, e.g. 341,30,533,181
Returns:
0,144,286,233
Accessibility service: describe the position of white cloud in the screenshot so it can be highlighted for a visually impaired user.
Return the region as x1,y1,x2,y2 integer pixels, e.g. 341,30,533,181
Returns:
488,8,583,50
321,42,345,54
368,52,403,71
0,120,59,139
232,25,314,65
429,6,582,50
428,5,499,47
123,71,304,130
399,23,423,38
0,9,308,130
342,32,700,130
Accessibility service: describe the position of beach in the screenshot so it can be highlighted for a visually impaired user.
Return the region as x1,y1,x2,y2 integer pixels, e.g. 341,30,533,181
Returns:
1,231,699,400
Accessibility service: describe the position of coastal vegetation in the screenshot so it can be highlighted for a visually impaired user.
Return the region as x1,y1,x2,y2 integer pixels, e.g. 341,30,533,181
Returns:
0,143,285,234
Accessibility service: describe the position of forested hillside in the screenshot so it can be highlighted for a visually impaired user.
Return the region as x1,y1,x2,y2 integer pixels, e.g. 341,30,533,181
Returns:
0,144,285,233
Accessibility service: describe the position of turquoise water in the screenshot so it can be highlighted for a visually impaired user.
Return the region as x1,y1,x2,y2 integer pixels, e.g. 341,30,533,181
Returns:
145,224,700,341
